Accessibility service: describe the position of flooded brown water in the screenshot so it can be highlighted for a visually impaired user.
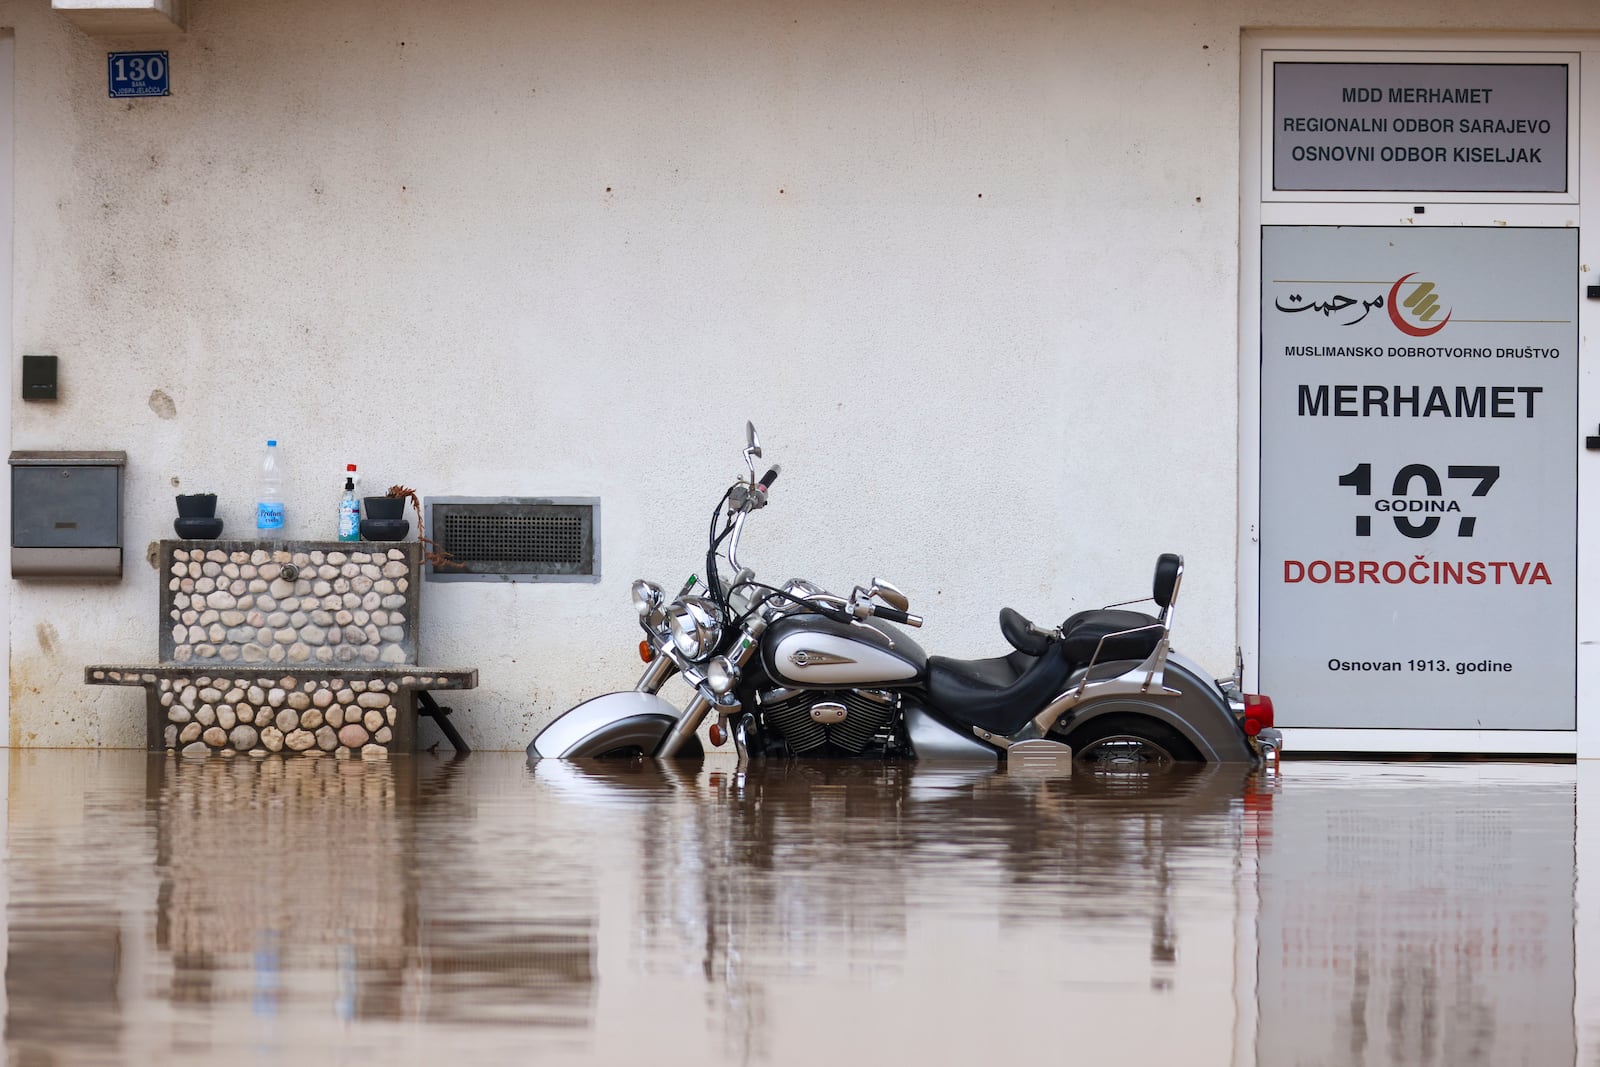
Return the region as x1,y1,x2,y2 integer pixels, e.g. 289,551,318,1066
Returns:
0,751,1592,1066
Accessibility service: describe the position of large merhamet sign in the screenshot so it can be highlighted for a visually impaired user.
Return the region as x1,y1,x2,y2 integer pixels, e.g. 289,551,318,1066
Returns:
1259,226,1576,730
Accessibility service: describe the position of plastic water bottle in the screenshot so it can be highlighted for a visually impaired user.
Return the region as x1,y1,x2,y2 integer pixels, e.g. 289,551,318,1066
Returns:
337,466,360,542
256,439,285,536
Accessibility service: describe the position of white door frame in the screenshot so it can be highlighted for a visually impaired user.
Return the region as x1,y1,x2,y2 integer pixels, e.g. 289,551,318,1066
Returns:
1239,32,1597,757
0,32,12,750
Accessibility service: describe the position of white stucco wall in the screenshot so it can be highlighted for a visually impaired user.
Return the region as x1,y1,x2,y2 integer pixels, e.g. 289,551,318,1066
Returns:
6,0,1600,749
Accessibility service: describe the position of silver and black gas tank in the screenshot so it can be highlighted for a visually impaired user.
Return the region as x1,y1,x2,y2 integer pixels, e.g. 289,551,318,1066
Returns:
761,615,927,688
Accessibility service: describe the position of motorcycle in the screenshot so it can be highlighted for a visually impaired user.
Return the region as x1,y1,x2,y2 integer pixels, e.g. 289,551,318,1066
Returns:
527,424,1282,768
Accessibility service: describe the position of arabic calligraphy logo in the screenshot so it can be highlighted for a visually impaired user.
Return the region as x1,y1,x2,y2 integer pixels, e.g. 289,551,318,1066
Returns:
1273,272,1454,336
1274,290,1384,326
1387,273,1453,337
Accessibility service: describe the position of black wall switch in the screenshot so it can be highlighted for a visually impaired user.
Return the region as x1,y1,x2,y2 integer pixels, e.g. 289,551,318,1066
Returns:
22,355,57,401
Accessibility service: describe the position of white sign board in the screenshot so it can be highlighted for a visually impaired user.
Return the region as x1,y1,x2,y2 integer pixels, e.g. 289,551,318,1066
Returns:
1259,226,1576,730
1273,62,1569,192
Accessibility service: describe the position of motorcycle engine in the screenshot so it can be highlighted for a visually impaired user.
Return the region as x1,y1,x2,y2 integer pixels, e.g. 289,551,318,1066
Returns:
756,687,898,755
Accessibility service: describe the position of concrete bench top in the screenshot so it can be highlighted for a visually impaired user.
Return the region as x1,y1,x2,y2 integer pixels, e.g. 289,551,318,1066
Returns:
86,665,478,689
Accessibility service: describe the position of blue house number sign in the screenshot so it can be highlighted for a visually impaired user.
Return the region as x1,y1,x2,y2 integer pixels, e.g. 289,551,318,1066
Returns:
107,52,169,98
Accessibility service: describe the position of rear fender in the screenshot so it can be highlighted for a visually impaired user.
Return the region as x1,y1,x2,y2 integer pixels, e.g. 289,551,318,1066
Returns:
527,691,697,759
1059,652,1255,762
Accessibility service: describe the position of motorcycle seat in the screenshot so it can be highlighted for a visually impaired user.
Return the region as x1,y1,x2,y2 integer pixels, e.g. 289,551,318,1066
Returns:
927,648,1035,690
924,643,1075,737
999,607,1054,656
1059,609,1163,669
1056,554,1180,670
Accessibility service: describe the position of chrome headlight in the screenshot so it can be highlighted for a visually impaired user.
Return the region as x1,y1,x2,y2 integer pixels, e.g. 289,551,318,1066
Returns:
666,596,722,661
631,579,665,617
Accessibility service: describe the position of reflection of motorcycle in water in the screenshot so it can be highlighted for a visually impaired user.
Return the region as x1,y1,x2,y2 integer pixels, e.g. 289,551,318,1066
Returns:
531,758,1277,1061
529,423,1282,768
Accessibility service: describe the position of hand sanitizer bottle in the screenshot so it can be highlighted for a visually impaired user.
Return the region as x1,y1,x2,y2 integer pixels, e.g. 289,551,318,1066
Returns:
337,466,360,542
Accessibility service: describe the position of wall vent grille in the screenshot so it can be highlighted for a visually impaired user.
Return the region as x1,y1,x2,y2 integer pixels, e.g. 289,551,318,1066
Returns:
426,497,599,583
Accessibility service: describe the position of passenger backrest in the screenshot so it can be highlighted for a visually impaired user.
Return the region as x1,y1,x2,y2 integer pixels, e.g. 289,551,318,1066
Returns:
1153,553,1183,611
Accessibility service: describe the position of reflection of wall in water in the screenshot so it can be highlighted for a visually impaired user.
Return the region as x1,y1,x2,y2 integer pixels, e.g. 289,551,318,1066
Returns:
4,751,151,1061
6,924,122,1052
1255,768,1575,1066
406,758,599,1032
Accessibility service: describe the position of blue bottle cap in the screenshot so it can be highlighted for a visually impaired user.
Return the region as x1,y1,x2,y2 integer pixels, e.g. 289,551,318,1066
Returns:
267,439,277,447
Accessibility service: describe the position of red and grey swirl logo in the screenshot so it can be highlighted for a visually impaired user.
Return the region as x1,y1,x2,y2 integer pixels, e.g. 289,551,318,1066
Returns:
1387,273,1453,337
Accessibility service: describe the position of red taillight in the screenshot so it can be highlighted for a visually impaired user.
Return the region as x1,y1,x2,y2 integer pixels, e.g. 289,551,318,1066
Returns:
1243,693,1274,736
638,640,655,663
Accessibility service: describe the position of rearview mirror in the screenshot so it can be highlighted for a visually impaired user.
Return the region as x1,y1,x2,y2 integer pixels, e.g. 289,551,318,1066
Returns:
869,578,909,612
744,421,762,473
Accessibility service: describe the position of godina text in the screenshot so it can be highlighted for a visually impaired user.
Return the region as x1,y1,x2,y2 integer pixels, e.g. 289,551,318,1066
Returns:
1284,558,1552,585
1299,384,1542,418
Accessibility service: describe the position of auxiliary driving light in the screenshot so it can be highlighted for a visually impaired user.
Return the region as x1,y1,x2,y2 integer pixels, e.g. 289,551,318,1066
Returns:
706,655,737,695
631,579,665,617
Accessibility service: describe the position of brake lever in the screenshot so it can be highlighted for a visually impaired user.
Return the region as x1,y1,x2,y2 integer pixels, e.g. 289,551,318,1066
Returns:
745,466,781,512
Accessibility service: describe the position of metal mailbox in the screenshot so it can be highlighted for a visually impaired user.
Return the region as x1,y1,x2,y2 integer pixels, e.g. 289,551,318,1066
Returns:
10,451,126,578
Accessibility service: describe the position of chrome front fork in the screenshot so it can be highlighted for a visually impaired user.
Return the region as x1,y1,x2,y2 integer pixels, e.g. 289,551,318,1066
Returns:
656,691,714,759
634,653,675,694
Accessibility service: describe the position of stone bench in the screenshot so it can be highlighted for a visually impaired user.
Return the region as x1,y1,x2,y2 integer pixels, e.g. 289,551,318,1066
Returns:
87,540,478,758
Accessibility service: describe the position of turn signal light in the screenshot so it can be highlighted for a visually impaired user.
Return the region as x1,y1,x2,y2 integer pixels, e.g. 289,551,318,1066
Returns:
638,640,655,664
708,721,728,747
1243,693,1275,736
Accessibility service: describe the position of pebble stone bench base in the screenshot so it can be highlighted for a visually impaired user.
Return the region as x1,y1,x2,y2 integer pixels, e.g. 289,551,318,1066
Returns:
86,665,477,758
87,539,477,758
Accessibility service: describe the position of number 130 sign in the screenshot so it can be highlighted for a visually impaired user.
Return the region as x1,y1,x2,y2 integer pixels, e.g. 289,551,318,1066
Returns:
108,52,169,99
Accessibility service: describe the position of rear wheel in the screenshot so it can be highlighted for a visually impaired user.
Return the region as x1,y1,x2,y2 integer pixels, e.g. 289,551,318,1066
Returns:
1062,713,1201,769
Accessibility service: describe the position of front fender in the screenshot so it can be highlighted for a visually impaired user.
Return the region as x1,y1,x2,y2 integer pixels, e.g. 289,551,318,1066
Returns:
527,691,698,759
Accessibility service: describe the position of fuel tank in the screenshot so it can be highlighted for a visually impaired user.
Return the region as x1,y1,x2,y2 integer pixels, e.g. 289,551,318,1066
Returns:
761,614,927,688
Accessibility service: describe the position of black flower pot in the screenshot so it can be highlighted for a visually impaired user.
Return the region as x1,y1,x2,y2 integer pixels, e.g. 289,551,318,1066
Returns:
364,496,406,520
360,518,410,542
174,516,225,539
175,493,218,518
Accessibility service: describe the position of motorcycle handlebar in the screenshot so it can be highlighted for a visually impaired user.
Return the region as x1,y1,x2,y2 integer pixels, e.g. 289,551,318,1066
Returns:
870,604,923,628
794,594,922,629
813,602,853,624
759,465,781,491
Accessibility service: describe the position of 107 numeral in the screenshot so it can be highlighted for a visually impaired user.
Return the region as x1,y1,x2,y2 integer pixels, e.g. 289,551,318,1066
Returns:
1337,462,1500,539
